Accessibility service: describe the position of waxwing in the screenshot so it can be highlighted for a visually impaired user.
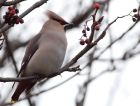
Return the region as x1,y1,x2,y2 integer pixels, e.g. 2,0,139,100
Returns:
11,10,72,102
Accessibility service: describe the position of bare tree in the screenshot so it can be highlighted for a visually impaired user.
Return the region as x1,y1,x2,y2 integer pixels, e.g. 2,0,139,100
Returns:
0,0,140,106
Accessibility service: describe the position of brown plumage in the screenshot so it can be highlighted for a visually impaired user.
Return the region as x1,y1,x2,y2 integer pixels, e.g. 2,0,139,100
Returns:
11,10,70,102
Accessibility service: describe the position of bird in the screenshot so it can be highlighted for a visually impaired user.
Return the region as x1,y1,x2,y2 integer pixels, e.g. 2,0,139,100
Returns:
11,10,72,102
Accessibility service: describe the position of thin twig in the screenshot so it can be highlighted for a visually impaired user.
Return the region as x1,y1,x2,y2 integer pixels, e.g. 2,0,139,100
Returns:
62,14,130,71
2,0,25,6
0,0,49,33
0,66,81,82
3,32,19,74
0,72,80,106
96,21,139,59
0,14,131,82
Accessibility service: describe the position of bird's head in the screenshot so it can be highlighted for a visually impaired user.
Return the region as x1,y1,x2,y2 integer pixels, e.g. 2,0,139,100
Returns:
47,10,74,31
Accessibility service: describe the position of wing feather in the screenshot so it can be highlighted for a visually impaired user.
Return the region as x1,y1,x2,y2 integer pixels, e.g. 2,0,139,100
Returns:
19,33,41,76
12,34,41,88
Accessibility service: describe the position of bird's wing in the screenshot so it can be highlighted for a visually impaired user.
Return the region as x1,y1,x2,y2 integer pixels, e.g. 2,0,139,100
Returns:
17,33,41,77
12,34,41,88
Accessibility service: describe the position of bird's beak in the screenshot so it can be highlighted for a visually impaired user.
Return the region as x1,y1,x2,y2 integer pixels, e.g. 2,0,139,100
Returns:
64,23,74,31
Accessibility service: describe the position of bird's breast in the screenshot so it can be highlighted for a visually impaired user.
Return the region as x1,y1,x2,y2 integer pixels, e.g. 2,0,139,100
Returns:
25,41,67,77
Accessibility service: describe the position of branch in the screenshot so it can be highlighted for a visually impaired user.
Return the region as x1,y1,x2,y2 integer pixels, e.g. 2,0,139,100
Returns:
0,66,81,82
0,0,49,33
2,0,25,6
0,72,80,106
0,14,131,82
62,14,130,70
70,1,107,29
3,33,19,74
0,40,28,68
1,66,113,106
96,21,139,59
0,76,38,82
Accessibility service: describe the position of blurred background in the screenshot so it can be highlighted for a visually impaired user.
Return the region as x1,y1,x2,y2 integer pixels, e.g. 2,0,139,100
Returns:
0,0,140,106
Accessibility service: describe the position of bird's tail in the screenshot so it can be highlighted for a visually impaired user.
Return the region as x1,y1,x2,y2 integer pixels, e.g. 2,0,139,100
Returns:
11,80,36,102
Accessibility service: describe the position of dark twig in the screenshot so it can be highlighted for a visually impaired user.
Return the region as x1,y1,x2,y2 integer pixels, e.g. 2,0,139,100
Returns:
2,0,25,6
76,50,96,106
0,72,80,106
0,40,28,68
1,65,114,106
0,14,130,82
0,6,136,106
3,32,18,74
62,14,130,71
0,66,81,82
70,1,107,29
0,0,49,33
96,21,139,59
0,76,40,82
